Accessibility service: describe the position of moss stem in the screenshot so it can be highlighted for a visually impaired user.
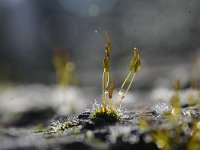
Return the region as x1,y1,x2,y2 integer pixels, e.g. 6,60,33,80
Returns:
125,72,136,96
102,70,110,111
114,71,132,104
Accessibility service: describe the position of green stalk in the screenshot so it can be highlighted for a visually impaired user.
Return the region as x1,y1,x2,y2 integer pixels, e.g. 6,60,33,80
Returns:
114,71,132,104
124,72,136,96
117,72,136,108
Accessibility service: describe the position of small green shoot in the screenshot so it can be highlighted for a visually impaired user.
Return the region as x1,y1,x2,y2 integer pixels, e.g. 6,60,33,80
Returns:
52,50,78,86
116,47,141,108
170,79,181,116
188,121,200,150
191,57,198,89
102,32,111,111
92,32,141,122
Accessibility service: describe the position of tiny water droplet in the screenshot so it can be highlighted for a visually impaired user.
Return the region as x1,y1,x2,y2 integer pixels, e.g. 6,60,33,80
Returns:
186,110,191,116
94,30,98,34
171,108,179,116
119,90,124,96
104,89,108,94
197,121,200,129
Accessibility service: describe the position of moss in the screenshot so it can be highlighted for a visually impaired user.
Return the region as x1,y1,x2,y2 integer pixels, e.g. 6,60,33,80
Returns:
92,106,121,123
91,32,141,123
61,121,73,130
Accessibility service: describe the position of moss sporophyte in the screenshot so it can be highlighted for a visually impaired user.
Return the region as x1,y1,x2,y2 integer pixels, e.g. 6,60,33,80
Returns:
91,32,141,122
52,50,78,87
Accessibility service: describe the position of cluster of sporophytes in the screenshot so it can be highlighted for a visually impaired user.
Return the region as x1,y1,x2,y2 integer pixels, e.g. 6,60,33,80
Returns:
52,50,78,86
91,32,141,122
137,79,200,150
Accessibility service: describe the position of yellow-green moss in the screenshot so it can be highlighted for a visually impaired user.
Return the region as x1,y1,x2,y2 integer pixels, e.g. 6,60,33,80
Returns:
92,106,121,123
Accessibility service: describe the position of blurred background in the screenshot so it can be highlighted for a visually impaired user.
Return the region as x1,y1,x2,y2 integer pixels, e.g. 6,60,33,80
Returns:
0,0,200,126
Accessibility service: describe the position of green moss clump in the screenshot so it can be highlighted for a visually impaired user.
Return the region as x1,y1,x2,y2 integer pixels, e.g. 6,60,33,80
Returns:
61,120,74,130
92,106,121,123
91,32,141,123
